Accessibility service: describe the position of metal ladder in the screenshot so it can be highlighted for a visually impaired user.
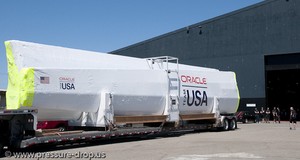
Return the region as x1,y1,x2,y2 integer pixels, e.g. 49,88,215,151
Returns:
145,56,180,122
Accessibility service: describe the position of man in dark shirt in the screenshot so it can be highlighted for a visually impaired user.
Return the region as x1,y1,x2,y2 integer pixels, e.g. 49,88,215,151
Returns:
276,107,281,123
272,107,277,123
289,107,297,130
254,108,260,123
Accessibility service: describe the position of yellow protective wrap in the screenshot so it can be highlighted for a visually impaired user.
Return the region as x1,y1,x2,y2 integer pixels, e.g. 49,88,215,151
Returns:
20,68,35,107
234,72,240,112
5,41,20,109
5,41,35,109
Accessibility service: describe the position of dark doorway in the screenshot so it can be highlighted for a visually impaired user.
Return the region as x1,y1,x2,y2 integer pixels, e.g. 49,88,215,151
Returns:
265,53,300,120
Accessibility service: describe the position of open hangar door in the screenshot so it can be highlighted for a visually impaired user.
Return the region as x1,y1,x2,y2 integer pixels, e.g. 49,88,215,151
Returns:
265,53,300,120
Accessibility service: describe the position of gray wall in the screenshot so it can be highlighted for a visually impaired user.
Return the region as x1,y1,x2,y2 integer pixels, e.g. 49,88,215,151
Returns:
112,0,300,108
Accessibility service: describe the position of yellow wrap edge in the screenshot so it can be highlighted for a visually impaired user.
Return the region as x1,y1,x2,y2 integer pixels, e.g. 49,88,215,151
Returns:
234,72,240,112
5,41,35,109
5,41,20,109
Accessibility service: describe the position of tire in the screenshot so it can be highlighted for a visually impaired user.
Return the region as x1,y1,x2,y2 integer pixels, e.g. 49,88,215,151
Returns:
229,119,237,130
222,119,229,131
58,126,66,132
56,124,66,132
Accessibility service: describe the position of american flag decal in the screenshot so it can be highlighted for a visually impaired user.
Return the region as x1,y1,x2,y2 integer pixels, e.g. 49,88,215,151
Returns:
40,77,50,84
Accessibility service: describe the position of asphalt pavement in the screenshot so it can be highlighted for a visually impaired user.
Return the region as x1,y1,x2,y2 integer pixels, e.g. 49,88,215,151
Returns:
1,121,300,160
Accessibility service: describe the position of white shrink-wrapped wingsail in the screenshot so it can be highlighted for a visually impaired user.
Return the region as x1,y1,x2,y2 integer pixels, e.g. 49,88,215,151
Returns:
4,40,240,123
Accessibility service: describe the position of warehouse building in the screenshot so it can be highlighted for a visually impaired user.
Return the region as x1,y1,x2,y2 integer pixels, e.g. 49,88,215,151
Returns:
112,0,300,119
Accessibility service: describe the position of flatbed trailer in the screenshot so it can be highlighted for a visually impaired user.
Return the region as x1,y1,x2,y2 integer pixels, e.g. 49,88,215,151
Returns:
0,108,236,155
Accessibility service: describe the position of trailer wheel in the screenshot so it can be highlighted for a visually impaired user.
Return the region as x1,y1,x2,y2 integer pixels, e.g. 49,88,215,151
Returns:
58,126,66,132
56,124,67,132
222,119,229,131
229,119,237,130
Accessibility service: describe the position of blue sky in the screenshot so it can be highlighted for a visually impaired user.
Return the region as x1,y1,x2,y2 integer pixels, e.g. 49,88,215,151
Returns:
0,0,262,89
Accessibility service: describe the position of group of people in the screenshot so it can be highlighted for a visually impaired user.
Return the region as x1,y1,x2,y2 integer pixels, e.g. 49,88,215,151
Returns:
254,106,297,130
254,107,277,123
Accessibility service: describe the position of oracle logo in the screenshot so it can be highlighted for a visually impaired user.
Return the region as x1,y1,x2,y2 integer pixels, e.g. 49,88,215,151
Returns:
59,77,75,82
180,75,207,85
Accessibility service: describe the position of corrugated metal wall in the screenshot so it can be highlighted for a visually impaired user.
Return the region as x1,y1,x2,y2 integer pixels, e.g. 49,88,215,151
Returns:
112,0,300,110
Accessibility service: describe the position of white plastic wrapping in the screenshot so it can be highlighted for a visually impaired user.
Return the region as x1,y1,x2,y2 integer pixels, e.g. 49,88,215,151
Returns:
8,40,218,72
26,68,169,120
5,40,240,123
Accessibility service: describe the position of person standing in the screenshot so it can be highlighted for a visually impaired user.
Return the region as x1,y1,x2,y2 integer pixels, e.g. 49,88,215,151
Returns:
272,107,277,123
260,107,265,123
289,107,297,130
254,108,260,123
265,107,271,123
276,107,281,123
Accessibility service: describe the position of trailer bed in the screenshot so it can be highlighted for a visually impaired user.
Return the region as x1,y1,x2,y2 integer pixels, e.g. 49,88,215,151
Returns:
21,127,161,148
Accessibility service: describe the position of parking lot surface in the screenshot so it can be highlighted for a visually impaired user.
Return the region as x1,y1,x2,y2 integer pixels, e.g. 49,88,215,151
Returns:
2,122,300,160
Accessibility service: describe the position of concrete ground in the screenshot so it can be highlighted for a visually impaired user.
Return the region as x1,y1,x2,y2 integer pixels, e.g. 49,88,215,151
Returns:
2,122,300,160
